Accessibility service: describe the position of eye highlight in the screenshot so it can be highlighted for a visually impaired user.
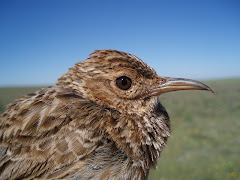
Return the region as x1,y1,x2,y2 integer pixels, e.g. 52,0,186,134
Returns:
116,76,132,90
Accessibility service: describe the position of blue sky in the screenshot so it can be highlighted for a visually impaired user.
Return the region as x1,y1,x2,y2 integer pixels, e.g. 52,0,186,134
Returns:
0,0,239,86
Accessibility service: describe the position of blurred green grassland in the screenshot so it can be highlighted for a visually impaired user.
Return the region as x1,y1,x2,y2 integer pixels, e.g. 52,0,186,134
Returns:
0,78,240,180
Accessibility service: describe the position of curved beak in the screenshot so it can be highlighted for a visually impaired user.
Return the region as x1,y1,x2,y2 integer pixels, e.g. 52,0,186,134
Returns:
149,77,213,96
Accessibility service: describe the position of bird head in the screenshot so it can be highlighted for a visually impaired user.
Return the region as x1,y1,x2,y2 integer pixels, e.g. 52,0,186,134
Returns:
57,49,213,170
58,49,213,115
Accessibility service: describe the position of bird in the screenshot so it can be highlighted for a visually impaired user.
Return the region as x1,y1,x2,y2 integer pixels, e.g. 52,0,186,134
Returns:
0,49,212,180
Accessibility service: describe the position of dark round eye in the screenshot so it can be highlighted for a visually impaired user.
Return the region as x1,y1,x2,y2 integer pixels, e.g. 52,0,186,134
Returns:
116,76,132,90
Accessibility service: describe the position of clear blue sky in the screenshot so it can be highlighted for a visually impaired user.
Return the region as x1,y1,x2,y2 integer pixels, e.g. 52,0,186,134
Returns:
0,0,239,86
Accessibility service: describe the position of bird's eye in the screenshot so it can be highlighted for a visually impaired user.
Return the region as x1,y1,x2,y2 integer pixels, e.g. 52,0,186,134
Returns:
116,76,132,90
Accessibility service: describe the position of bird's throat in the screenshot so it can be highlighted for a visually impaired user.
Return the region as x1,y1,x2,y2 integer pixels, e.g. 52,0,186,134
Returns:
101,99,171,172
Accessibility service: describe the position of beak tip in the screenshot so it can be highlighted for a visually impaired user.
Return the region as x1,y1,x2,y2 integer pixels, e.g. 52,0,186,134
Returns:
207,87,214,93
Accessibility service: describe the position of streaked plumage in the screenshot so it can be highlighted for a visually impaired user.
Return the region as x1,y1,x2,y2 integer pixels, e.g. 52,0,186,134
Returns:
0,49,212,179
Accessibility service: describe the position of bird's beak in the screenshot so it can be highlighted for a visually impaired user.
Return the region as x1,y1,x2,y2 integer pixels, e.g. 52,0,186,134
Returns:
149,77,213,96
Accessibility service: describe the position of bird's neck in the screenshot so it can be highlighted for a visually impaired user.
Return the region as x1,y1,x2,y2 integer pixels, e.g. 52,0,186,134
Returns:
101,97,171,172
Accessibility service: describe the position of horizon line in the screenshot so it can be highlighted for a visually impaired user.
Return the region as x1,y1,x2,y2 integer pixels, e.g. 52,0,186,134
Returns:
0,76,239,88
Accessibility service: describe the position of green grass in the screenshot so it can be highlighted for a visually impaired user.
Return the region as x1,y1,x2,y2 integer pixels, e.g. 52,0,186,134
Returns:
149,78,240,180
0,79,240,179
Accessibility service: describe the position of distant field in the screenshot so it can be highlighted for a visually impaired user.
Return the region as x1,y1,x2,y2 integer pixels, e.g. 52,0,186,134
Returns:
0,78,240,180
